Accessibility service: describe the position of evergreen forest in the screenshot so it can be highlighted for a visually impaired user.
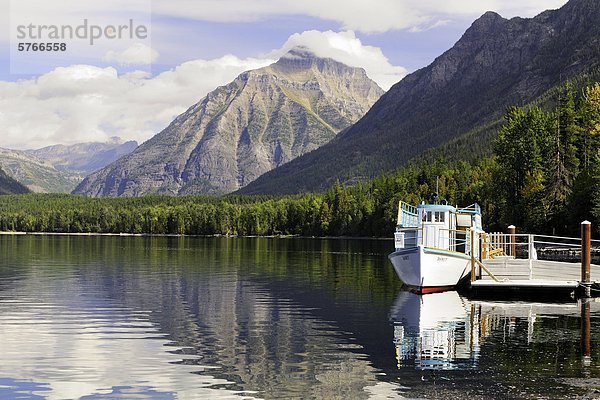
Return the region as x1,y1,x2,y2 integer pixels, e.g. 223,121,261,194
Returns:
0,82,598,238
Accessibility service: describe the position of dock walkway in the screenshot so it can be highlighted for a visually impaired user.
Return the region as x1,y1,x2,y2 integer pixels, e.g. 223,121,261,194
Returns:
467,224,600,299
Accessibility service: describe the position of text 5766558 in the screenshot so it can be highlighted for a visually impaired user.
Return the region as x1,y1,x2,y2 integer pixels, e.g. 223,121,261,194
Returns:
17,43,66,51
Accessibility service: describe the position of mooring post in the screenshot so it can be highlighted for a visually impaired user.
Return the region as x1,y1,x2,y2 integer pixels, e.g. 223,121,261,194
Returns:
508,225,516,257
581,221,592,297
581,298,592,368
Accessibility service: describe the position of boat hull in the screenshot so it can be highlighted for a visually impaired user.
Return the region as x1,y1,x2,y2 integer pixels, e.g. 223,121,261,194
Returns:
388,246,471,293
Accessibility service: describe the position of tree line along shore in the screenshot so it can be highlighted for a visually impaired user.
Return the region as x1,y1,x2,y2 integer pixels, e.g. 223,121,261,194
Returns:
0,83,598,238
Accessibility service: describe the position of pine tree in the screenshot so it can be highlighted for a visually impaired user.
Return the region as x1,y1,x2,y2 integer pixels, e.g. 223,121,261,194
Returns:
494,106,551,228
547,83,580,230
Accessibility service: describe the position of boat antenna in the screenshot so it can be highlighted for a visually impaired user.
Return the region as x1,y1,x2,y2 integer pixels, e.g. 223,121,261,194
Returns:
436,176,439,198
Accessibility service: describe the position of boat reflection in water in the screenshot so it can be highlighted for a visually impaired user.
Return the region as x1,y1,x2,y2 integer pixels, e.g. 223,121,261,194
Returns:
391,289,595,374
390,290,479,370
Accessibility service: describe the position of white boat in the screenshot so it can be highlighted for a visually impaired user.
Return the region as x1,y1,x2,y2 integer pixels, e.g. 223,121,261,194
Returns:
388,200,484,293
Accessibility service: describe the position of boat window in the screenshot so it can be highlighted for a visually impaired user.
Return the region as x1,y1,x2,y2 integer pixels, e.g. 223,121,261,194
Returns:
426,211,432,222
434,211,445,223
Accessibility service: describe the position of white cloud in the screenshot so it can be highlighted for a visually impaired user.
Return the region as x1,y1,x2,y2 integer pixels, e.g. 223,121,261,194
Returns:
0,0,569,41
0,30,405,150
270,30,406,91
0,56,273,149
104,43,160,65
149,0,568,33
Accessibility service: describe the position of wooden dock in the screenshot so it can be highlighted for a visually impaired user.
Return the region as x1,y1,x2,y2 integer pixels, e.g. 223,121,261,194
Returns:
466,222,600,299
469,278,586,300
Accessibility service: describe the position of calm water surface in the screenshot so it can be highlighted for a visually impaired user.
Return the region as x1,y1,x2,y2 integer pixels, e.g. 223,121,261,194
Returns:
0,235,599,399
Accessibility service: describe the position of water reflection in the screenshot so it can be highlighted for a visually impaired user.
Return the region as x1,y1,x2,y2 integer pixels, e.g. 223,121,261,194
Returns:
390,291,598,373
389,292,600,398
2,235,600,399
582,299,592,367
0,235,401,400
0,277,252,399
390,291,478,370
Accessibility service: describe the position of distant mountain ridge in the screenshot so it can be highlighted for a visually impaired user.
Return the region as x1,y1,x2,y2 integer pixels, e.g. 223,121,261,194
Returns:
0,138,138,193
0,147,79,193
74,47,384,197
27,137,138,175
239,0,600,194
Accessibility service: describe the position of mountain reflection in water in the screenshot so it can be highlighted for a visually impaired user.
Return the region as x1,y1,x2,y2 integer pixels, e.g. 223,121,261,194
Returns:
0,235,599,399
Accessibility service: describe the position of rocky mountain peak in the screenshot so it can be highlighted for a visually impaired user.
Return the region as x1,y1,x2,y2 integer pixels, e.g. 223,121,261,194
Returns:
461,11,507,40
476,11,504,24
272,46,366,78
563,0,600,11
279,46,316,60
74,50,384,197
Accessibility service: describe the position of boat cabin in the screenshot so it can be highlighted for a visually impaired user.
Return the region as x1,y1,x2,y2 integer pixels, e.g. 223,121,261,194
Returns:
394,201,482,252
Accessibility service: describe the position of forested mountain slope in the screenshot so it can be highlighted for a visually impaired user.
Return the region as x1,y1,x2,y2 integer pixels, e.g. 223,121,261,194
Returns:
240,0,600,194
0,166,29,195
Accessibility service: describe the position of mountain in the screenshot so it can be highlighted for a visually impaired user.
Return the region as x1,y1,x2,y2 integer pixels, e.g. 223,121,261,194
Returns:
0,166,29,195
73,47,384,197
0,138,137,193
239,0,600,195
0,147,81,193
27,137,138,175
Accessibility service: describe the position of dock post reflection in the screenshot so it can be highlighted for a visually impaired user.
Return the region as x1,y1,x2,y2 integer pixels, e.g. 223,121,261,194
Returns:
581,298,592,368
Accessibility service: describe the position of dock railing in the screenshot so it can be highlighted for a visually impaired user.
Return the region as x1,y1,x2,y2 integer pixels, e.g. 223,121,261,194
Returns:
472,222,598,286
484,232,537,260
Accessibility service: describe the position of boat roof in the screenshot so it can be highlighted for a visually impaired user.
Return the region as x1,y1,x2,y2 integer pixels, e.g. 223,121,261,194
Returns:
416,204,456,212
415,203,482,215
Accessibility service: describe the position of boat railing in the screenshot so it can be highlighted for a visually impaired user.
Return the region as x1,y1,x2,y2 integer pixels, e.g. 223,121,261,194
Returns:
397,201,419,228
456,203,481,215
394,227,421,249
438,228,471,253
394,227,473,254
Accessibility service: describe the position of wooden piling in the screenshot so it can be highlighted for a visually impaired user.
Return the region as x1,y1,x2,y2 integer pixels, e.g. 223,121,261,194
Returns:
581,221,591,284
508,225,516,257
581,299,591,367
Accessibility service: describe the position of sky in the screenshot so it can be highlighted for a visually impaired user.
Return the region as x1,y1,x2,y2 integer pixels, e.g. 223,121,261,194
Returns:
0,0,568,150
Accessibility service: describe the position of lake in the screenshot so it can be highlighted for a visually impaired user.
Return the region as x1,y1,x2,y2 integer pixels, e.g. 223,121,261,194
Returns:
0,235,598,399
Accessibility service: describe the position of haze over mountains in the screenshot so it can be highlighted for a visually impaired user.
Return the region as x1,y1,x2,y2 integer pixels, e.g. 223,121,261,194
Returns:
28,137,138,175
0,138,137,193
74,48,383,197
240,0,600,194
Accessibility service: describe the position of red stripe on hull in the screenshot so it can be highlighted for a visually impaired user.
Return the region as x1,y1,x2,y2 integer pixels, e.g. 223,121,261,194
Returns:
405,285,456,294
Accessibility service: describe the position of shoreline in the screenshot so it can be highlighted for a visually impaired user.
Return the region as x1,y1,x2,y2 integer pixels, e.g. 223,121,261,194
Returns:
0,231,393,240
